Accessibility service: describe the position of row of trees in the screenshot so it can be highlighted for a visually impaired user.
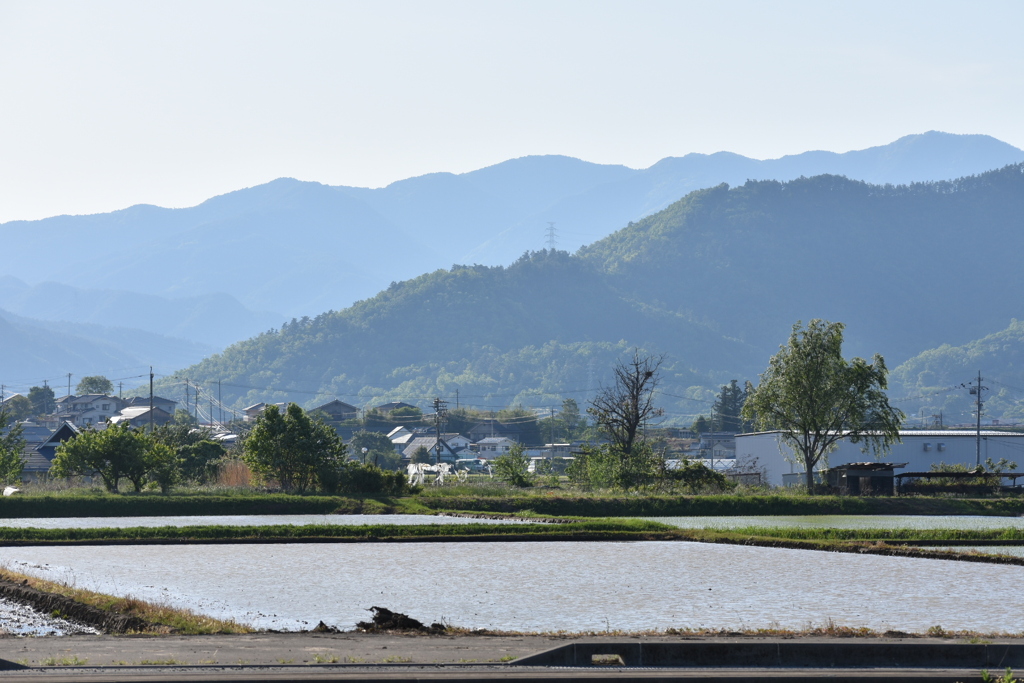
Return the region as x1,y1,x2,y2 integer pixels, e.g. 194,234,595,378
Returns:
50,416,227,493
547,320,905,495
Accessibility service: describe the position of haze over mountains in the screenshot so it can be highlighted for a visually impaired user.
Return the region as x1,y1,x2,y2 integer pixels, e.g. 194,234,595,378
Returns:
152,163,1024,424
3,131,1024,414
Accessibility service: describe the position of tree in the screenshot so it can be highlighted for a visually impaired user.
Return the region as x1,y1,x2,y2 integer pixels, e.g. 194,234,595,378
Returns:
409,446,431,464
492,443,532,488
28,385,55,416
76,376,114,395
350,430,396,466
151,420,225,483
241,403,347,493
2,395,32,423
588,349,665,456
50,422,151,492
743,320,904,494
558,398,585,441
0,407,25,484
691,415,709,435
711,380,750,433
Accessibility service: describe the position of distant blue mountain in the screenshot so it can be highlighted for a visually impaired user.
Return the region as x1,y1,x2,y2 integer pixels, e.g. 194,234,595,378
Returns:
0,277,281,349
0,308,215,392
1,131,1019,325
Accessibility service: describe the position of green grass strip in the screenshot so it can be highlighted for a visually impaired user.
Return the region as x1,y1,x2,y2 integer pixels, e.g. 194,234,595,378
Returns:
0,519,678,544
726,525,1024,542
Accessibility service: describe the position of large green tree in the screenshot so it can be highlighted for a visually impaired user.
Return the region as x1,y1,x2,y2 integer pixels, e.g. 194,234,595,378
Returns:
151,415,226,484
76,376,114,395
743,320,904,494
2,395,32,423
350,430,397,467
0,407,25,484
241,403,346,493
50,422,158,492
711,379,750,433
28,385,55,416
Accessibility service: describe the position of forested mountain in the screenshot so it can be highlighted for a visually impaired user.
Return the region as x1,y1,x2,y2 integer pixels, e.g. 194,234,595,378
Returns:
0,309,214,387
0,277,280,349
152,164,1024,425
1,132,1018,325
891,321,1024,426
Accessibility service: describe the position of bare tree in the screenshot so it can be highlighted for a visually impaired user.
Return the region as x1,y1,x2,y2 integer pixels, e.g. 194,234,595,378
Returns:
588,349,665,455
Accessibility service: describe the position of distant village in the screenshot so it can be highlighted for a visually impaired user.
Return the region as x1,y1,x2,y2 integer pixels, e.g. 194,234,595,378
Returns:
0,390,748,481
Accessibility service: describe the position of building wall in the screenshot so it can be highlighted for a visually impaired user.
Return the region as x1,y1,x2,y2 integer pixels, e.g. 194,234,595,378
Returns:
735,431,1024,486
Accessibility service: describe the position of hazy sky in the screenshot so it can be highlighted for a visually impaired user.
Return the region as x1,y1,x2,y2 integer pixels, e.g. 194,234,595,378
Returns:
0,0,1020,223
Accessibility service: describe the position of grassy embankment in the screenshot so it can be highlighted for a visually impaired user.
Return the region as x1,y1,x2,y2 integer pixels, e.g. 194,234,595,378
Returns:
0,519,674,544
0,566,251,634
3,486,1024,518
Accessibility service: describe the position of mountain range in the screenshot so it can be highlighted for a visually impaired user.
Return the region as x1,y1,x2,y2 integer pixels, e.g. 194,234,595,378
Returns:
149,163,1024,425
3,131,1024,408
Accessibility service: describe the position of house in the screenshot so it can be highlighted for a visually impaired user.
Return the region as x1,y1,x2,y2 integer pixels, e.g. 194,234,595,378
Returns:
402,436,460,463
123,396,178,416
696,432,736,459
388,426,415,452
108,406,174,429
313,399,359,421
243,402,287,421
51,394,123,428
0,421,81,481
735,429,1024,487
467,420,522,443
473,436,517,459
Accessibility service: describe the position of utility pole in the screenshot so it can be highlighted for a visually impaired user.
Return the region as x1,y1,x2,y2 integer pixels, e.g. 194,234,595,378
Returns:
67,373,72,397
545,222,557,250
118,382,123,400
432,398,448,465
968,372,988,467
148,366,154,433
217,380,222,426
455,389,459,410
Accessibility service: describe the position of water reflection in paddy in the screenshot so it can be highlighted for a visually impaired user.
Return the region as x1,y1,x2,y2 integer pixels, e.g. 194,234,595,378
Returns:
3,541,1021,633
0,514,529,529
646,515,1024,531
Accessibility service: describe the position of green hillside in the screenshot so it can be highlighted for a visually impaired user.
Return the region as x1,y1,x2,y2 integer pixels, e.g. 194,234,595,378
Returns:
152,164,1024,424
892,320,1024,425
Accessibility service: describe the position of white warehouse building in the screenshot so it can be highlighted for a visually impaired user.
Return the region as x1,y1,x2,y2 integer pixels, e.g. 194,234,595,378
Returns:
735,430,1024,487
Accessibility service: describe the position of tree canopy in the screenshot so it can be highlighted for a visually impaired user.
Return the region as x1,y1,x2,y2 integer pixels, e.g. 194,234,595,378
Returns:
0,407,25,484
241,403,346,493
743,320,904,493
28,385,55,416
76,376,114,395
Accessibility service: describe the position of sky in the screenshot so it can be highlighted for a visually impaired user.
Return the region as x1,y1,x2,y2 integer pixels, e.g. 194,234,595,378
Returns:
0,0,1021,224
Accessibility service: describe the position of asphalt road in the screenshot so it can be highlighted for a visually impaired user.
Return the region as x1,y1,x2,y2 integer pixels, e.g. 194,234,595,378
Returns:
2,633,1018,681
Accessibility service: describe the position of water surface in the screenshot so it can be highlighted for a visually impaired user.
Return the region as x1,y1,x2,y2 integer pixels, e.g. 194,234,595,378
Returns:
646,515,1024,531
4,541,1021,633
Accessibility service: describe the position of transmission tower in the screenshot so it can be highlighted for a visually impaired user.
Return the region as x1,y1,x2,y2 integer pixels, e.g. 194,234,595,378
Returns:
545,222,557,250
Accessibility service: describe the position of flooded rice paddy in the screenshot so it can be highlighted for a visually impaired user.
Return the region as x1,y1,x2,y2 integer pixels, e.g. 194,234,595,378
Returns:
0,514,531,529
3,541,1023,634
646,515,1024,530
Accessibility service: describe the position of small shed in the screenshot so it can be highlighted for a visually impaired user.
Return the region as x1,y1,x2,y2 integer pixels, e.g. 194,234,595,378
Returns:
826,462,906,496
